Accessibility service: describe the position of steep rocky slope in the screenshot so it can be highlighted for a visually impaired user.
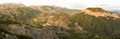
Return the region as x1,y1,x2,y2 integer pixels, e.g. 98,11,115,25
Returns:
0,3,72,39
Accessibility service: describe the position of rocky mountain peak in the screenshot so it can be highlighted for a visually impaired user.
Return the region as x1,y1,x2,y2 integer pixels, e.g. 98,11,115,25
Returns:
81,7,120,18
85,7,106,12
81,7,107,13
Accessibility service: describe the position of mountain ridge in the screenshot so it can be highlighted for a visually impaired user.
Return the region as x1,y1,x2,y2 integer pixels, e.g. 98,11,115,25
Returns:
81,7,120,18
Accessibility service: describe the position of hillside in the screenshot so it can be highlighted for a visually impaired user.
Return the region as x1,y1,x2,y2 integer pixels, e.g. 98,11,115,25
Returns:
0,3,120,39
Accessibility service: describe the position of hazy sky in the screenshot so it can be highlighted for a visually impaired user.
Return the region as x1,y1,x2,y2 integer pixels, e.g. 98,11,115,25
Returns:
0,0,120,10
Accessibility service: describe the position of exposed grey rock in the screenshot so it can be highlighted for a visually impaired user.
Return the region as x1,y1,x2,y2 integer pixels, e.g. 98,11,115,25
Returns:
0,24,59,39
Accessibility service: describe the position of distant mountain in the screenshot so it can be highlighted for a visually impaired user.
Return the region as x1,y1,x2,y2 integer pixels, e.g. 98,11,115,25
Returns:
0,3,25,9
29,5,79,14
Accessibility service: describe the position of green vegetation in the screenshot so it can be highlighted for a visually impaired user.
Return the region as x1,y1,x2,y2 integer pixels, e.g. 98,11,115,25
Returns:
70,12,120,35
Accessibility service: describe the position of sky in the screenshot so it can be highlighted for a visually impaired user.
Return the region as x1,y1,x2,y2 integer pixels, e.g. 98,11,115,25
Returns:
0,0,120,10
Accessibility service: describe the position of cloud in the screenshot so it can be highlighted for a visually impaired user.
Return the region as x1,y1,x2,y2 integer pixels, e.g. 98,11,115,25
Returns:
98,4,108,7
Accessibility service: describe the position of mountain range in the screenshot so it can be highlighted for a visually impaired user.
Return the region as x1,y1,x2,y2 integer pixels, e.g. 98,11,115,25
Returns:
0,3,120,39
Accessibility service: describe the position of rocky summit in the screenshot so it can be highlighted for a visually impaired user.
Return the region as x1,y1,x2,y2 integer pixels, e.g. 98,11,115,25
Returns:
0,3,120,39
81,7,120,18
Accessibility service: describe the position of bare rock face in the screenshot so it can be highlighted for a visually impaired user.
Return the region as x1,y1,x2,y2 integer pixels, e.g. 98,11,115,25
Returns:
81,7,120,18
0,32,18,39
0,24,59,39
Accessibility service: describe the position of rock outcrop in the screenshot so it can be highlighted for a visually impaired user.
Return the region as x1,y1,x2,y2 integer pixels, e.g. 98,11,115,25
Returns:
0,24,59,39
